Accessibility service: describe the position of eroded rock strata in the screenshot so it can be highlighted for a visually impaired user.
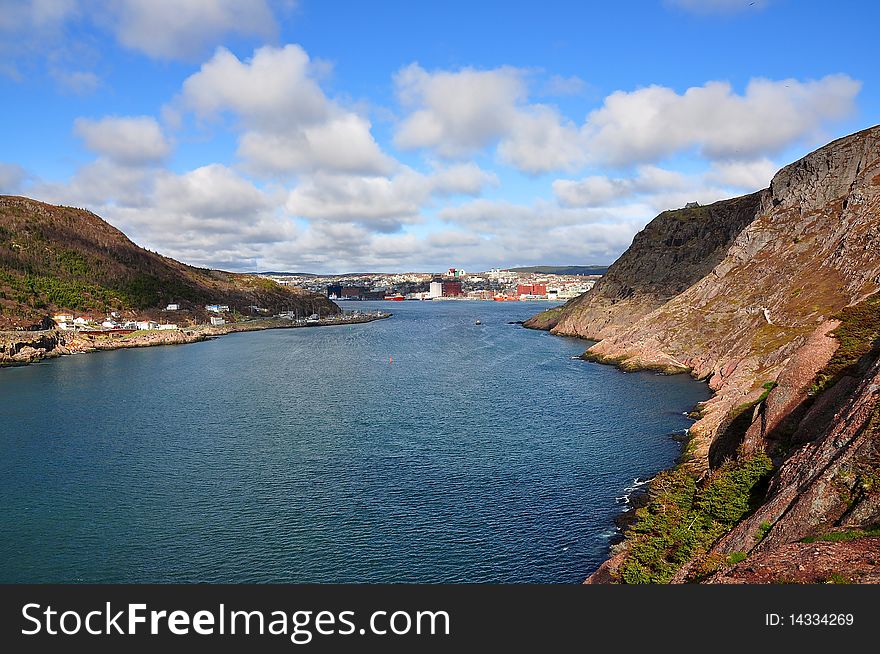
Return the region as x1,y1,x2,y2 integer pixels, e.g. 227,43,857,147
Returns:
526,125,880,583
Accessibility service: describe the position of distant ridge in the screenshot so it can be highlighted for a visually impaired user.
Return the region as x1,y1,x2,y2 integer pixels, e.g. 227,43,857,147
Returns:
506,265,608,276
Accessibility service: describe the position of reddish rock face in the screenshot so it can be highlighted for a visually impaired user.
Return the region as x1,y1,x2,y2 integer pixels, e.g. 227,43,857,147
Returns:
706,538,880,584
532,126,880,584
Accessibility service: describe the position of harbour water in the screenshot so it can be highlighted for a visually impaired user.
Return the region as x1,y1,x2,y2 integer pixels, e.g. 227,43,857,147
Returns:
0,301,709,583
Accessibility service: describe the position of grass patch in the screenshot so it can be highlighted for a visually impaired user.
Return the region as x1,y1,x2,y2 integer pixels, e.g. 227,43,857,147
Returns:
617,452,774,584
755,521,773,542
727,551,748,565
811,293,880,396
801,527,880,544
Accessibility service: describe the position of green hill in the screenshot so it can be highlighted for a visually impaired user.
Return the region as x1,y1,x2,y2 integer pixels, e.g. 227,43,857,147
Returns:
0,196,338,329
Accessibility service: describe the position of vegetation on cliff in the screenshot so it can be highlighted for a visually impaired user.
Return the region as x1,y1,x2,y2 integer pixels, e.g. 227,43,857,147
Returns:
617,452,773,584
811,292,880,396
0,196,338,328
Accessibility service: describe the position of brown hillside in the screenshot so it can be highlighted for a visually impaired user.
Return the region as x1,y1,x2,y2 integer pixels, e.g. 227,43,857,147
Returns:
0,196,338,329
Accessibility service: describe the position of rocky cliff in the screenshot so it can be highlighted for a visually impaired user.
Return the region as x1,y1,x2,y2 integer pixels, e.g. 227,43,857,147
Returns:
526,125,880,583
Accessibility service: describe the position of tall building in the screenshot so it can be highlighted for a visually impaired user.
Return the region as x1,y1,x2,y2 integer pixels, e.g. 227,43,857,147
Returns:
441,281,463,297
429,281,443,298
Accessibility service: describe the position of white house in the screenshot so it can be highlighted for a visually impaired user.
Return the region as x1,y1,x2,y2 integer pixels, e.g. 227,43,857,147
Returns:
157,324,178,330
165,304,180,311
136,321,158,330
101,320,118,329
52,313,74,323
210,317,225,326
206,304,229,313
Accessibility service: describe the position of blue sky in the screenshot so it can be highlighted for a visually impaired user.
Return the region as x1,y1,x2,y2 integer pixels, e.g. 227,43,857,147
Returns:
0,0,876,272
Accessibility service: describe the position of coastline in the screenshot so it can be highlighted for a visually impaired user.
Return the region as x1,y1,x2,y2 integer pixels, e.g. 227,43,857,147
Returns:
0,312,391,369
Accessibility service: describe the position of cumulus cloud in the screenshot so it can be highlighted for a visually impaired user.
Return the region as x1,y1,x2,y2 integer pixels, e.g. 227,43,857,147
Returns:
585,75,860,165
553,166,691,208
178,45,393,176
74,116,171,166
666,0,770,15
285,164,497,231
393,64,860,176
103,0,278,60
438,198,647,266
393,63,593,173
394,63,526,157
497,106,588,173
552,161,769,216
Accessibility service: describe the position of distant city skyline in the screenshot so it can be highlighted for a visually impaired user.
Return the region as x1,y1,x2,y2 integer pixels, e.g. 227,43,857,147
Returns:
0,0,877,273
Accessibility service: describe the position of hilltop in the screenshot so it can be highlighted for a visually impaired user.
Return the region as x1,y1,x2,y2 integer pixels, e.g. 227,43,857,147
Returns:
526,126,880,583
0,196,338,330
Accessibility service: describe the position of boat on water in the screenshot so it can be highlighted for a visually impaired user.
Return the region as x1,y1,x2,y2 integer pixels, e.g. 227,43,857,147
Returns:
383,294,405,301
475,320,482,325
492,295,520,301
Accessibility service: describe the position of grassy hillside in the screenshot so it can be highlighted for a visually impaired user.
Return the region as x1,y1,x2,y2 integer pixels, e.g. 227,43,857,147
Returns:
0,196,338,329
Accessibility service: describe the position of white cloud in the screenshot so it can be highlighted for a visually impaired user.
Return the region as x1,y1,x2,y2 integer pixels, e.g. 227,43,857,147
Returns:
393,63,592,173
497,106,588,173
705,158,776,190
393,64,859,176
179,45,392,176
105,0,278,60
74,116,171,166
666,0,770,15
438,198,646,266
585,75,861,165
152,164,272,218
0,163,28,194
394,63,526,157
285,164,497,230
180,44,326,127
237,113,393,176
553,166,691,208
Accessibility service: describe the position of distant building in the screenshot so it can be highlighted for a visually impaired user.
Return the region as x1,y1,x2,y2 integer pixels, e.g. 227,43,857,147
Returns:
517,283,547,297
205,304,230,313
340,286,368,300
53,313,74,324
685,201,700,208
136,321,158,330
441,281,463,297
165,304,180,311
210,317,225,326
326,284,343,299
101,320,117,329
157,324,178,330
429,281,443,298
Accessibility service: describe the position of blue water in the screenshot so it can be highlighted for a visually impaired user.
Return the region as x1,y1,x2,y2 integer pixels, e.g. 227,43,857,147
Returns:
0,301,709,583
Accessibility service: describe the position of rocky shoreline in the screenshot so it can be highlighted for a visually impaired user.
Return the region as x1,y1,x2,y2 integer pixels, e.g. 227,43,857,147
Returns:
525,125,880,584
0,313,391,369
